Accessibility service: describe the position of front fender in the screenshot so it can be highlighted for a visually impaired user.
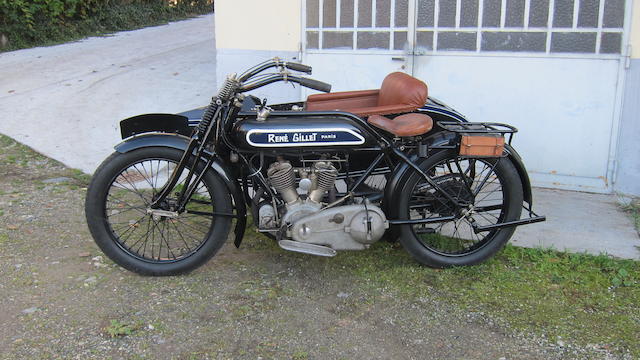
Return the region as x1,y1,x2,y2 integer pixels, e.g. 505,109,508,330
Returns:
119,113,192,139
114,133,247,248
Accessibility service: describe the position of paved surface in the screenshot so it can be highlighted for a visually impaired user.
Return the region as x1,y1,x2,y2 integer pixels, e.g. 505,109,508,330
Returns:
0,15,216,173
513,188,640,260
0,15,638,260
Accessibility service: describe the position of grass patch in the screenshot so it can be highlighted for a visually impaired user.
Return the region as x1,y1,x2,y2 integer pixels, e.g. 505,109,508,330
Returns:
0,134,48,166
0,233,9,245
0,134,90,186
316,242,640,356
104,319,141,338
622,199,640,234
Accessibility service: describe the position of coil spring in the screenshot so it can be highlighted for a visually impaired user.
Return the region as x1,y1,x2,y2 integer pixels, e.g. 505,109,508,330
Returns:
218,77,236,99
267,162,295,193
197,101,217,133
196,77,237,134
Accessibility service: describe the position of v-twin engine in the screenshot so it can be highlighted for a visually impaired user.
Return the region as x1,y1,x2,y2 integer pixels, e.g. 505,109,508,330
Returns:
261,160,388,251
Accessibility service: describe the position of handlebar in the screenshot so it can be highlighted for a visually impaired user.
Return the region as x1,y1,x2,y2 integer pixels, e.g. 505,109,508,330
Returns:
238,58,313,82
296,77,332,93
284,62,312,74
239,74,331,93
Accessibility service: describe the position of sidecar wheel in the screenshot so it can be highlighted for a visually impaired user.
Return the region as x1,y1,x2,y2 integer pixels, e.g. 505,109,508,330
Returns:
85,147,232,276
397,149,523,268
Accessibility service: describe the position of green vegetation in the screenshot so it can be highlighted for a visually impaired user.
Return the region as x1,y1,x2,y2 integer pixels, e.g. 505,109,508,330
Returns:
104,319,141,338
322,241,640,356
239,230,640,355
292,350,310,360
0,134,89,188
0,0,213,52
622,199,640,234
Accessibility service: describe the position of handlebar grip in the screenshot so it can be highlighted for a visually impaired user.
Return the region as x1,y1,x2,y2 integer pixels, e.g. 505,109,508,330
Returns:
285,62,312,74
298,77,332,93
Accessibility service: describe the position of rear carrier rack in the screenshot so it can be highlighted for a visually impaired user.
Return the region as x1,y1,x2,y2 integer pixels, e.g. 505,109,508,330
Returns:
437,121,545,231
437,121,517,158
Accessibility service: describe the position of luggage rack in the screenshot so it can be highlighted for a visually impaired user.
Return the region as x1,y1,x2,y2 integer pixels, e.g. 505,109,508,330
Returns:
437,121,518,145
436,122,546,231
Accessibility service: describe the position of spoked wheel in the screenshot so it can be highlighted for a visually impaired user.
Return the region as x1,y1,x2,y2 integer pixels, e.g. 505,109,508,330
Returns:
85,147,232,276
397,149,523,267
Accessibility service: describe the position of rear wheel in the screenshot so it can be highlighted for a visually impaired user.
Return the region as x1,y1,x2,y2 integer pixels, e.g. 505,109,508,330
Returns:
85,147,233,276
397,149,523,267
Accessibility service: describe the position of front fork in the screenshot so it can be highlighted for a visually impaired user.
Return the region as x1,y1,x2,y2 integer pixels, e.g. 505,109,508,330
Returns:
150,101,224,212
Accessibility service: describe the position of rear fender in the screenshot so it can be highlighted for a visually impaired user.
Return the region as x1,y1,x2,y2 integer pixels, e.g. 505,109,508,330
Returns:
114,133,247,247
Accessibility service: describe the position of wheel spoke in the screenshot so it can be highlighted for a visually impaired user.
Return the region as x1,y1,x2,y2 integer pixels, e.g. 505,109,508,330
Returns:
408,154,511,256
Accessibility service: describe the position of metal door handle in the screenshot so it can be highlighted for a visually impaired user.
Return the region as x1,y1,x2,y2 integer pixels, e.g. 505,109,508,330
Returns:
391,57,406,61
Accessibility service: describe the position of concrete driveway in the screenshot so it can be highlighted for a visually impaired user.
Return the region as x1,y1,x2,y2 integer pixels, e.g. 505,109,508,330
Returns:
0,14,638,260
0,15,216,173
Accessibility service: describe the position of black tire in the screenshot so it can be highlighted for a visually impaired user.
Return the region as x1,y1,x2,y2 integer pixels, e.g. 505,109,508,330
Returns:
397,149,523,267
85,147,232,276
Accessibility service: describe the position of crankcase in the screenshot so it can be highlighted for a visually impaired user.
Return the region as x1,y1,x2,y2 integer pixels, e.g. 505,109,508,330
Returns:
289,204,388,250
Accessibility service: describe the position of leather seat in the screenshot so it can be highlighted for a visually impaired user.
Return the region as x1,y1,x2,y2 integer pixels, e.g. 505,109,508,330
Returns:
368,113,433,137
305,72,432,137
306,72,428,116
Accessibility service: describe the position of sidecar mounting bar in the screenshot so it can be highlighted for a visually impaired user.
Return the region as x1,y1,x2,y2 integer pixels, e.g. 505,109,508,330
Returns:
388,216,457,225
472,214,546,233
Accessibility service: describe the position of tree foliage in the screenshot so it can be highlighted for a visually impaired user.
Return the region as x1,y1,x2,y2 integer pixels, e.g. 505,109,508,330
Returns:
0,0,213,51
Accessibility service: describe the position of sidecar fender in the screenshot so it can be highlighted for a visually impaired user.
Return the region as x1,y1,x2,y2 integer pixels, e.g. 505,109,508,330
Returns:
114,133,247,248
384,132,533,222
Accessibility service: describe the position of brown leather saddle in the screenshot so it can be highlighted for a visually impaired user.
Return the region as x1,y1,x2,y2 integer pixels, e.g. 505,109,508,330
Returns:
305,72,433,137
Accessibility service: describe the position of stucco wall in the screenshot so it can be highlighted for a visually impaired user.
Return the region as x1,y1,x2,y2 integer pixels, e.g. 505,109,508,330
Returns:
214,0,302,103
215,0,300,51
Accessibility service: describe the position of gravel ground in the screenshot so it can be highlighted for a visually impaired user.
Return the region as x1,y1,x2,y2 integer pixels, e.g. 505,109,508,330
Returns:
0,138,623,359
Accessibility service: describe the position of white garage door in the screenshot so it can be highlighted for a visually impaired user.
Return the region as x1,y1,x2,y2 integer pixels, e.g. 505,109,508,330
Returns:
302,0,629,193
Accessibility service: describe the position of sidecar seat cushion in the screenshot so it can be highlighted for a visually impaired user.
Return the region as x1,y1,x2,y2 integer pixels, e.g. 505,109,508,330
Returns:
368,113,433,137
305,72,428,117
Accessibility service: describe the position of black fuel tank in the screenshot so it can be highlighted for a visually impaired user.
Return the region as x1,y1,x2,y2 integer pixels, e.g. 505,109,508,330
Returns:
232,113,379,151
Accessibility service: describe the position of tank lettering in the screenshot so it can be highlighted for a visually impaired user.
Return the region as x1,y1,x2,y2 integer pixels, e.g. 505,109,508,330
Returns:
292,133,317,142
247,128,366,147
268,134,289,143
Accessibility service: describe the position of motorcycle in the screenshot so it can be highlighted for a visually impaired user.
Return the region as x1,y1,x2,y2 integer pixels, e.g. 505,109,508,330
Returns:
85,57,545,276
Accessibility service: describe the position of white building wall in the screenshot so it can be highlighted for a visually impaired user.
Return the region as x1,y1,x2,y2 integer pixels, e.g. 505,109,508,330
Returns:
215,0,303,104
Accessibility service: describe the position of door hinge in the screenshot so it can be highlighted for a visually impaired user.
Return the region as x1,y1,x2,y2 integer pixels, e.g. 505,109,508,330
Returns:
624,44,632,69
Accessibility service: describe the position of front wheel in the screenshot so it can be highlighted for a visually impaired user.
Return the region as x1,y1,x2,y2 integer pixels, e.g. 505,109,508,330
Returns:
85,147,233,276
397,149,523,268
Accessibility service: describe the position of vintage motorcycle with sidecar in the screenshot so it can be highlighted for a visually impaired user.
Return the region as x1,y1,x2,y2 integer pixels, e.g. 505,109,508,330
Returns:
85,58,545,276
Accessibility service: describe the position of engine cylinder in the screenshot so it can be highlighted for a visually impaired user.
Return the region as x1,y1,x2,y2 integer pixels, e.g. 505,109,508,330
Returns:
267,161,299,204
308,162,338,203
